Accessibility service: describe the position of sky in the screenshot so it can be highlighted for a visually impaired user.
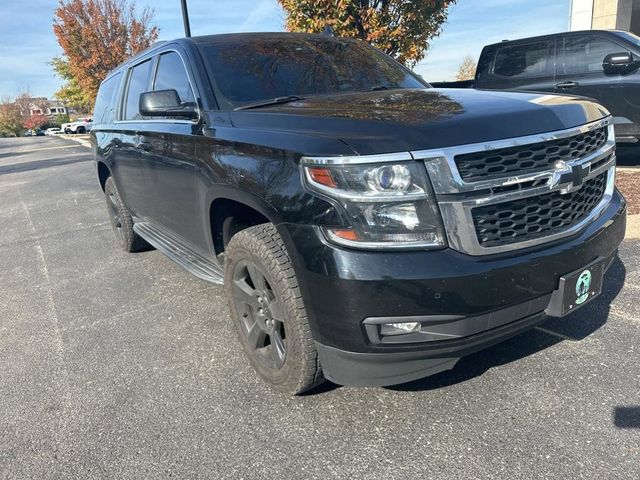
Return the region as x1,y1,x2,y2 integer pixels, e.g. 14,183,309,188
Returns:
0,0,570,98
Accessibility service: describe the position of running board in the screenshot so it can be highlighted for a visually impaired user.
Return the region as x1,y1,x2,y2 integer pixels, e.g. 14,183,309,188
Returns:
133,222,224,284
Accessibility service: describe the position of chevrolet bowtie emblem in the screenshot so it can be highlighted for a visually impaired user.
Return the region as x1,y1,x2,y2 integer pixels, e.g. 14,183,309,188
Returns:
551,161,590,193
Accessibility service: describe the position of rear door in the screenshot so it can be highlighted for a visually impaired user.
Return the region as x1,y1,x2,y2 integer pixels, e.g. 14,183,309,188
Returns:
111,57,155,217
555,33,640,138
479,39,557,93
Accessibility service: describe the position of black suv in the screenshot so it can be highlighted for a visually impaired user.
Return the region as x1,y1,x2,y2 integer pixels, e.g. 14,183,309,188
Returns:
474,30,640,145
92,33,626,395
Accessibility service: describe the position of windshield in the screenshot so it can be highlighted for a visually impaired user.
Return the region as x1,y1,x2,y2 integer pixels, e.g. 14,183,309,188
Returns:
199,35,427,109
617,31,640,47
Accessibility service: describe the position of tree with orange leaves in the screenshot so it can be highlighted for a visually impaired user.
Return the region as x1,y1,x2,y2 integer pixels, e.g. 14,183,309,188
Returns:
277,0,457,67
52,0,158,107
23,114,49,131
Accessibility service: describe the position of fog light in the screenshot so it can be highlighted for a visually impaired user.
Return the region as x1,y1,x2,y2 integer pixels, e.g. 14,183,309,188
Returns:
380,322,421,336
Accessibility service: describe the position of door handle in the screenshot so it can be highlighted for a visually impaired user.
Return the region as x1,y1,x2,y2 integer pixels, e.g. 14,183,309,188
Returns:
111,138,121,148
555,81,579,89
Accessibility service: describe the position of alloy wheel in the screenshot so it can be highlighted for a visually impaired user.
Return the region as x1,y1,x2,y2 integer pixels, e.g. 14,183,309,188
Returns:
232,260,287,369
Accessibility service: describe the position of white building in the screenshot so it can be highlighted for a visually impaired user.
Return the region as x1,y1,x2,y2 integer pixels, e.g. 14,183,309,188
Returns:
28,98,68,118
570,0,640,33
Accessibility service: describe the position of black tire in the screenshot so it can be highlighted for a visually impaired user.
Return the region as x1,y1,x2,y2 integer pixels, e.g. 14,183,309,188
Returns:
77,126,85,134
104,176,148,252
224,223,324,395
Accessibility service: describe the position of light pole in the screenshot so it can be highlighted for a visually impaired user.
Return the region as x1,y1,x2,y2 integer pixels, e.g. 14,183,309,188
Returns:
181,0,192,38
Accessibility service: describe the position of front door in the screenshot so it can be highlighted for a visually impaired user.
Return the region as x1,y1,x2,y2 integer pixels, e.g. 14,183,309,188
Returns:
138,50,209,254
554,33,640,138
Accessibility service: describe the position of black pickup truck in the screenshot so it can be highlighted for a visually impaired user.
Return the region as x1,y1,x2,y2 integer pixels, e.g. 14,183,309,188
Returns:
432,30,640,145
92,32,626,395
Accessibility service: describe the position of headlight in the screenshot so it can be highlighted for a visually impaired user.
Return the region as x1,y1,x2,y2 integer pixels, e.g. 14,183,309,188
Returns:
302,157,446,250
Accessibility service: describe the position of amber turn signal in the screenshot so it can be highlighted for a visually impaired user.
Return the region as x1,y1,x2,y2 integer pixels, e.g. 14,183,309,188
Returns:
307,167,337,188
328,228,359,241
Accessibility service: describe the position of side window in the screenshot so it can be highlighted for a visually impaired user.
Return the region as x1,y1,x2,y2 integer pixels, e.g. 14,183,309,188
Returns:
493,41,551,78
93,72,121,124
561,36,625,75
153,52,195,105
124,59,153,120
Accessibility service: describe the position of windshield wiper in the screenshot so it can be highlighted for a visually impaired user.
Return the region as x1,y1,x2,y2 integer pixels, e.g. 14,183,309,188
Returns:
234,95,305,111
370,85,390,91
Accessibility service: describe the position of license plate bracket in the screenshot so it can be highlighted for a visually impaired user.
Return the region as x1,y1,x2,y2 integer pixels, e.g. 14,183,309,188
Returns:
545,257,605,317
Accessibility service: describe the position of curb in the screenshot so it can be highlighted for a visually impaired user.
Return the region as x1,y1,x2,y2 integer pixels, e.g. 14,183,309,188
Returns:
61,134,91,148
627,214,640,240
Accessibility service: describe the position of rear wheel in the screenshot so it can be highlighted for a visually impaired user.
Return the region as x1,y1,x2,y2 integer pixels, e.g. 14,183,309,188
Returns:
104,176,148,252
77,126,86,134
224,223,324,395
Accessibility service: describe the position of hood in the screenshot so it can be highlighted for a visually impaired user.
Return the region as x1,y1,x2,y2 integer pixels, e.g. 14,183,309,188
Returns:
229,88,610,155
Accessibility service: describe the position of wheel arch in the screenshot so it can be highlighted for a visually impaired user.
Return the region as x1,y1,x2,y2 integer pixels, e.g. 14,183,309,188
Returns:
96,161,111,192
207,188,284,257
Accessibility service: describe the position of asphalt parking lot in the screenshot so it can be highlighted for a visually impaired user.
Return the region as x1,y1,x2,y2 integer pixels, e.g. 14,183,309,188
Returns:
1,136,639,479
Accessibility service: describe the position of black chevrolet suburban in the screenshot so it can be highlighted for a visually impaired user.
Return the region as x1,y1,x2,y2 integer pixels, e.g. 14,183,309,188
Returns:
91,33,626,395
434,30,640,145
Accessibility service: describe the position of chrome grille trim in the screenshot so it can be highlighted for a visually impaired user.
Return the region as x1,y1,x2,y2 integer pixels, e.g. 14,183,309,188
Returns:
411,117,616,256
412,117,613,195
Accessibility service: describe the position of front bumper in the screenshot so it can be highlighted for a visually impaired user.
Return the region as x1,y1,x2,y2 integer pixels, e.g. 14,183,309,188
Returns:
280,190,627,387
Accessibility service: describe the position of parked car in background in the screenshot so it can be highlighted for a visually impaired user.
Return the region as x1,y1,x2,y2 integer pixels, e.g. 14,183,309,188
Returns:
431,30,640,145
44,127,62,136
92,32,625,395
63,118,94,134
25,129,45,137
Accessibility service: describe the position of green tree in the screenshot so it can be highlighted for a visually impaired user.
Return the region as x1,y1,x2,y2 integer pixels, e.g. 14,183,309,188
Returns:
54,112,71,127
277,0,457,66
50,57,92,112
0,97,23,137
52,0,158,106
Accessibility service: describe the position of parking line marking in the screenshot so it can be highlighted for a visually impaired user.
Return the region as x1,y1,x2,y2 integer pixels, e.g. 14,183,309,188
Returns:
7,144,81,155
534,326,578,341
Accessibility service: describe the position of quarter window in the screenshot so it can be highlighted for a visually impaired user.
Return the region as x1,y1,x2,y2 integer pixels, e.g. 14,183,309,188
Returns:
561,36,625,75
153,52,195,105
493,41,552,78
124,59,153,120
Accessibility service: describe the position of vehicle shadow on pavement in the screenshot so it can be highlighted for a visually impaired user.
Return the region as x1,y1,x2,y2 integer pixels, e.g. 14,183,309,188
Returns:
0,150,36,160
616,146,640,167
0,155,90,175
613,406,640,428
384,255,627,393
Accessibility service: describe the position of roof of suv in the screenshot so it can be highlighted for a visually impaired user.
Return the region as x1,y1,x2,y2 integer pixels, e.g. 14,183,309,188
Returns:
122,32,342,67
484,29,629,48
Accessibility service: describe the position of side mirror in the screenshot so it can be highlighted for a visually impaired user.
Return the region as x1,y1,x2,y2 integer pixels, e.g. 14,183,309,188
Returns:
139,89,198,119
603,51,636,74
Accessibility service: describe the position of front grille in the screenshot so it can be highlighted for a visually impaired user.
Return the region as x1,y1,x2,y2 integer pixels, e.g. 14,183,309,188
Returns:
455,126,608,182
472,172,607,247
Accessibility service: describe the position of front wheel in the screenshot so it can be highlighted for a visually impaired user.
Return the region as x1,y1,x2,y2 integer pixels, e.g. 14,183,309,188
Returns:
77,126,86,134
224,224,324,395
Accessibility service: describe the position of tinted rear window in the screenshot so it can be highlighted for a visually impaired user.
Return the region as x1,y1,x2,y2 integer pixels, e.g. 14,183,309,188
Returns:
199,36,425,108
493,41,551,78
93,72,121,124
